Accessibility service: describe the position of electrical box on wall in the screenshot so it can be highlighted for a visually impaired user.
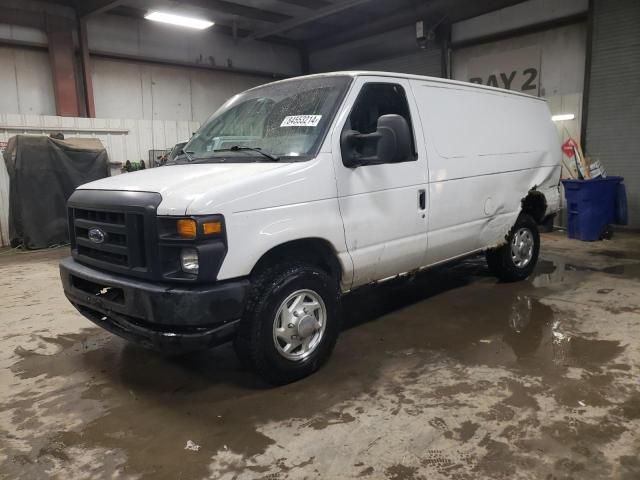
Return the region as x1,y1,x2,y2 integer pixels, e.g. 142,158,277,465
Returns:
416,21,435,49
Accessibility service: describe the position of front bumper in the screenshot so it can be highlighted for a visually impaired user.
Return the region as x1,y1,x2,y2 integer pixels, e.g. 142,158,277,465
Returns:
60,257,250,353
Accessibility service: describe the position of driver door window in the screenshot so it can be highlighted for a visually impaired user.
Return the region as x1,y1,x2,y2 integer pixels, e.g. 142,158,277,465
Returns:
342,83,417,165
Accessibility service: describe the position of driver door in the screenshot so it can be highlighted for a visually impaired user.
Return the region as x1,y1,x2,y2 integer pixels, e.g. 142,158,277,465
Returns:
331,76,429,289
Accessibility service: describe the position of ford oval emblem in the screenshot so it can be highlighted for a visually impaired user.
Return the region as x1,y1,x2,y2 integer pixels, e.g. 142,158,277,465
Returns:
88,227,107,244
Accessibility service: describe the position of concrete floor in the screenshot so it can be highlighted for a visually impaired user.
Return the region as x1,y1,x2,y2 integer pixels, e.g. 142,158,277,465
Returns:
1,231,640,480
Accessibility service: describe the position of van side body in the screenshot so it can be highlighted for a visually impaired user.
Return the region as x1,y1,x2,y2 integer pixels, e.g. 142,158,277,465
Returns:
59,71,561,382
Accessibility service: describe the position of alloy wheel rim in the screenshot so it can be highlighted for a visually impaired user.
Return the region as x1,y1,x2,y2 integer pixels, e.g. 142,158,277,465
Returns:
272,289,327,361
511,227,534,268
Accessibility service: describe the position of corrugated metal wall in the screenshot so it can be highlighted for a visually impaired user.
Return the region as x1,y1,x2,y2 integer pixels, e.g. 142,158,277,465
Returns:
0,156,9,247
585,0,640,226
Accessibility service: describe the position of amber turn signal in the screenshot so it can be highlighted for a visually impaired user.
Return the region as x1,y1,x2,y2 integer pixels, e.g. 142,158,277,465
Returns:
177,219,197,239
203,221,222,235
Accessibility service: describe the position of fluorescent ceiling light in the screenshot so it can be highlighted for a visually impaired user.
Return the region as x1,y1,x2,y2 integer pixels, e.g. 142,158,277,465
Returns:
552,113,575,122
145,11,214,30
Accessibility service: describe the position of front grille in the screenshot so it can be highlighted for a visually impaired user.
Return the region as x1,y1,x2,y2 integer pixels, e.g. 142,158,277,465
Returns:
68,190,162,280
72,207,146,269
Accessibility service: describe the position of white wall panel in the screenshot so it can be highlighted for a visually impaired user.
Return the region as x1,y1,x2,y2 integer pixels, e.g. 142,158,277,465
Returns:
149,66,193,121
92,59,146,120
0,114,201,169
0,23,48,46
0,113,201,246
190,69,263,122
0,46,55,116
91,57,266,123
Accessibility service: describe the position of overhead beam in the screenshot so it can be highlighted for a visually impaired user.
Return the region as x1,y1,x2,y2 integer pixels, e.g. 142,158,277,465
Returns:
74,0,126,18
307,0,528,51
276,0,332,9
176,0,291,23
245,0,373,41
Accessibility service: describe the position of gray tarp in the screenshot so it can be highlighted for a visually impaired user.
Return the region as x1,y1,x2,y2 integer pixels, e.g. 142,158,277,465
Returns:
4,135,110,249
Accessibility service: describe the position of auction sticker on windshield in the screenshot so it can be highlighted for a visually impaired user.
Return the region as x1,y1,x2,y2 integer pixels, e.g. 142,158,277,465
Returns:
280,115,322,127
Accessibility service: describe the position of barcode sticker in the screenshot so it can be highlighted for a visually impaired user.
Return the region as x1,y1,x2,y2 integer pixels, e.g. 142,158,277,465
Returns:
280,115,322,127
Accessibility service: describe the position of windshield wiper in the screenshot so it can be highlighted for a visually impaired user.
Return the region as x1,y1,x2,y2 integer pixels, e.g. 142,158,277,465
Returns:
215,146,280,162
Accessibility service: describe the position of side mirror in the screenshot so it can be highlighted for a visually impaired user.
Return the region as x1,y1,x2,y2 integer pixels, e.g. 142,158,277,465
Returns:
341,114,413,168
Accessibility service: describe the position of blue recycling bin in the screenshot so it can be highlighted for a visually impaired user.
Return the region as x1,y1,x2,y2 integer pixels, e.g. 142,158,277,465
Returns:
562,176,626,241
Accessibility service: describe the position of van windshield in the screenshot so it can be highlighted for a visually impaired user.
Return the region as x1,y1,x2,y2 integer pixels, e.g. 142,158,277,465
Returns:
183,75,352,163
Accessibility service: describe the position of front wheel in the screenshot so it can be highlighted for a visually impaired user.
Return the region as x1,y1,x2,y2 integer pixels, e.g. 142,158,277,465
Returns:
233,261,340,385
486,214,540,282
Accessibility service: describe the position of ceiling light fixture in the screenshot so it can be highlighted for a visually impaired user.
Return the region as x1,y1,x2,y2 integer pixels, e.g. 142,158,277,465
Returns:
144,11,214,30
551,113,575,122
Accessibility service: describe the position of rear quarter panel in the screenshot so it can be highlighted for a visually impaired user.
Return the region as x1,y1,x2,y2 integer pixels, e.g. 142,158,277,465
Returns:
409,79,561,263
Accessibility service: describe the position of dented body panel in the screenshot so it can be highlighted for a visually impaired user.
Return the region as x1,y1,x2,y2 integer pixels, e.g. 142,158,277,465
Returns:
407,78,561,267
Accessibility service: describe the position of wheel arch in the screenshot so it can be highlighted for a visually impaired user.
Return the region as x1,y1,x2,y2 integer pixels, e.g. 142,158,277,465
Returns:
250,237,343,284
521,189,548,224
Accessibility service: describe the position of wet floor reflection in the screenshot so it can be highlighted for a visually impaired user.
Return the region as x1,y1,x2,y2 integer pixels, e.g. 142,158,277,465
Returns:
4,251,637,479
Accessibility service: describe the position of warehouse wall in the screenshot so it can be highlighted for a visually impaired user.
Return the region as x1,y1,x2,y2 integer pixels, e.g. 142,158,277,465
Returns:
452,0,588,44
310,25,442,77
0,46,56,116
0,114,202,246
584,0,640,227
91,57,266,123
0,113,200,170
0,8,301,121
87,14,300,78
0,44,270,122
453,23,587,144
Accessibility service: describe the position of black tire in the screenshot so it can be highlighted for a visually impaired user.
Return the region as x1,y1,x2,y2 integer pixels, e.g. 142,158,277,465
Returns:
233,261,341,385
486,214,540,282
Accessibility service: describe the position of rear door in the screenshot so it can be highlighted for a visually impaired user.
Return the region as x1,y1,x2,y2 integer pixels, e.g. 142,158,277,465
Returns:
330,76,429,288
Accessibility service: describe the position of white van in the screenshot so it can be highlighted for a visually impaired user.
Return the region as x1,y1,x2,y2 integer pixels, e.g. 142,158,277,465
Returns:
60,72,561,384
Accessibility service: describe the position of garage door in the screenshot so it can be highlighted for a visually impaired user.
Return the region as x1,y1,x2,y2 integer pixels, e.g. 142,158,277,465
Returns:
584,0,640,227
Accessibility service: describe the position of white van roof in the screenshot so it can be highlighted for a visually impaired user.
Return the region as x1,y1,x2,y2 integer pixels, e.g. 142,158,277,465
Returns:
261,70,546,102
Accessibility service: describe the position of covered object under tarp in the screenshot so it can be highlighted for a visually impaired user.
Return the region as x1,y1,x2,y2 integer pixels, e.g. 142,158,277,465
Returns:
5,135,110,249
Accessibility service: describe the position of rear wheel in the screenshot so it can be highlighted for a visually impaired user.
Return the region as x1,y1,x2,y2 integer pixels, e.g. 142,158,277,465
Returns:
234,261,340,385
486,214,539,282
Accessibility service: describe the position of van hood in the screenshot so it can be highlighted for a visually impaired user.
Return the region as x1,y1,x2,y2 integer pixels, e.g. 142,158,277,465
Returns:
79,162,290,215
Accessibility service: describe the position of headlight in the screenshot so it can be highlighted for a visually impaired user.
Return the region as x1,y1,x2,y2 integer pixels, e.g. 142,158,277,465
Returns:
180,248,199,274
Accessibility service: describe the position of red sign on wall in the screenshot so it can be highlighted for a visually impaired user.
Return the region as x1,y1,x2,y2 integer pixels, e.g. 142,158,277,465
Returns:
562,138,578,157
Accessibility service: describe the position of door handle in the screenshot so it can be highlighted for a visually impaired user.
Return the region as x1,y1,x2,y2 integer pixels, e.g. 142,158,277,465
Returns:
418,189,426,210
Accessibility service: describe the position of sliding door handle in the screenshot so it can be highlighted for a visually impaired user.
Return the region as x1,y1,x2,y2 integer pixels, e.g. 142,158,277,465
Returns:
418,189,426,210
